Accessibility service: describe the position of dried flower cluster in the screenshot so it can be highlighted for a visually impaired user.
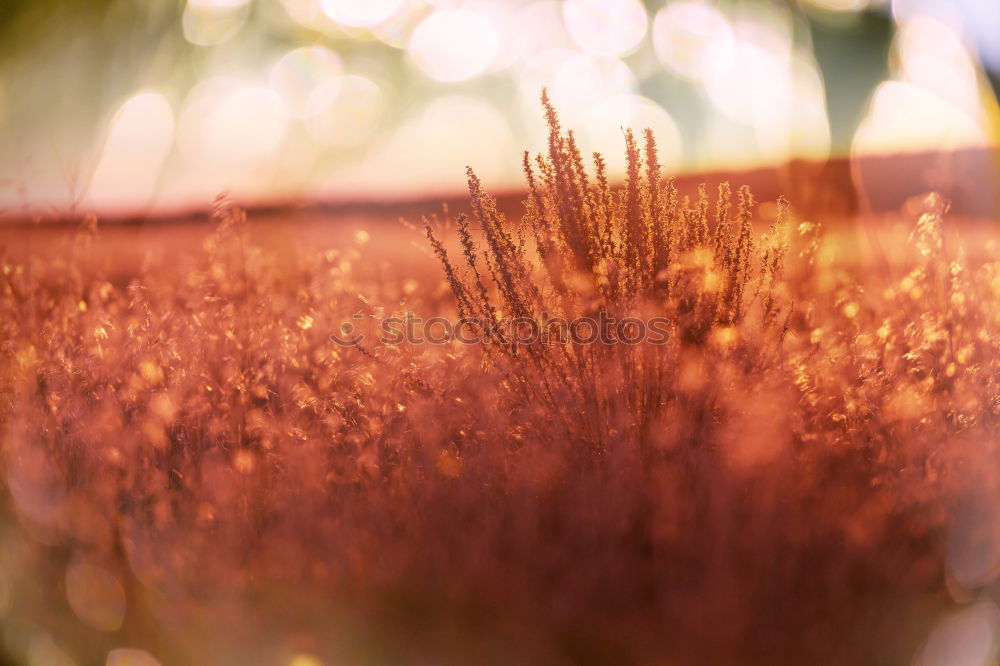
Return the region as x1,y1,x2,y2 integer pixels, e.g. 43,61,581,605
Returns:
425,92,796,452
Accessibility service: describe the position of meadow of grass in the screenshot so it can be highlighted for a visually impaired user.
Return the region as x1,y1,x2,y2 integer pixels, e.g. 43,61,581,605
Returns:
1,97,1000,666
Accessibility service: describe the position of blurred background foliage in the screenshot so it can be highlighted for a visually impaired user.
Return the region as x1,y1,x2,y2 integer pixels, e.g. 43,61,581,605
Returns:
0,0,996,216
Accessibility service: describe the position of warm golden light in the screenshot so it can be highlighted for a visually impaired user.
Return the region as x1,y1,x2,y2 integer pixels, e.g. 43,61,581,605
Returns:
3,2,1000,660
853,14,991,157
854,81,988,155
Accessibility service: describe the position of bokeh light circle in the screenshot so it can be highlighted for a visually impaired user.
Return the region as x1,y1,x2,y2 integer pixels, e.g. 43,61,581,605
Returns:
106,648,162,666
206,87,289,162
890,0,964,27
553,54,637,110
509,1,572,65
562,0,648,57
269,46,343,118
585,95,683,174
175,78,291,198
65,561,126,632
305,74,385,148
852,81,988,155
802,0,873,12
320,0,405,28
516,49,637,130
88,92,175,212
182,0,251,46
326,95,515,198
370,1,430,49
26,634,77,666
278,0,337,31
701,41,790,125
408,9,501,82
897,16,979,116
915,602,1000,666
652,2,735,82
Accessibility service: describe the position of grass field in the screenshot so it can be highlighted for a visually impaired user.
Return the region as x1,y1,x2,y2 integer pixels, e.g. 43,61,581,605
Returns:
1,104,1000,666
